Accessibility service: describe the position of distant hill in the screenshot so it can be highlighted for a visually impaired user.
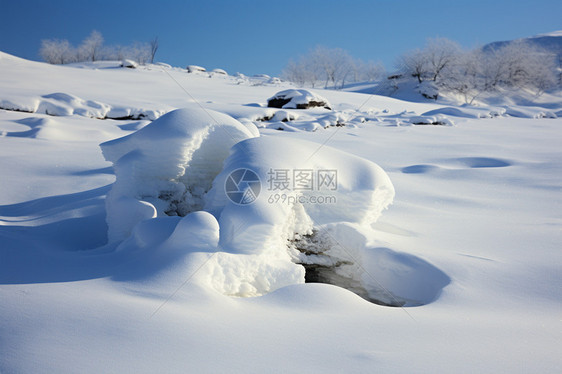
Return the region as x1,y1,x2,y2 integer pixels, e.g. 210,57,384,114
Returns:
482,31,562,55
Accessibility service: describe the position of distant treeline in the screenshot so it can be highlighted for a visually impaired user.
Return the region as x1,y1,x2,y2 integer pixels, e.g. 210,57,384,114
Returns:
282,37,561,101
40,31,158,65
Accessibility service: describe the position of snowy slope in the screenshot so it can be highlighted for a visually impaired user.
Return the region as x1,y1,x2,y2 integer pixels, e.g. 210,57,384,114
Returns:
1,52,561,373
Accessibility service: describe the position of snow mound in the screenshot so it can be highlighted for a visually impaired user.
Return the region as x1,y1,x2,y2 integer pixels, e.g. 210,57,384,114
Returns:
503,106,557,119
0,92,165,120
267,89,332,110
421,104,559,120
101,106,259,242
203,136,395,298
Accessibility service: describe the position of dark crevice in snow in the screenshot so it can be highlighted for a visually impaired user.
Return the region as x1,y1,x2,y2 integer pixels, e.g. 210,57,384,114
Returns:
290,230,406,307
300,264,404,307
160,186,208,217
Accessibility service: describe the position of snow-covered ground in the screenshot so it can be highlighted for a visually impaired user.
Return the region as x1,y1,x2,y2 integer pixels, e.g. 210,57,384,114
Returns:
0,52,561,373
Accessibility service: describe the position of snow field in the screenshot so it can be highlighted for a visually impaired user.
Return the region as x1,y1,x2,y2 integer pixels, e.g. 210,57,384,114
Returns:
0,50,561,373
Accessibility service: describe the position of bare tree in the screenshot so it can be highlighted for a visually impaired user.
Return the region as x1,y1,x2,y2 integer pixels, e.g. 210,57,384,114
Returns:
149,37,159,63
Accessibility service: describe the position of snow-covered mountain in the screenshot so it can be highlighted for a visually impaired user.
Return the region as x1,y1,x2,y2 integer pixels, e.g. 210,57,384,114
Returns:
1,52,561,373
483,30,562,54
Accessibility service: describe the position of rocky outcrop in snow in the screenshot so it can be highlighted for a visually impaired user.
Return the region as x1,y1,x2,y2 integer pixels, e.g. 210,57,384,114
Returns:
267,89,332,110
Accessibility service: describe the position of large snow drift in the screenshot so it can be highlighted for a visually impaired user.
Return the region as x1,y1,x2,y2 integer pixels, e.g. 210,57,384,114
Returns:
103,108,399,301
101,106,258,242
202,136,396,299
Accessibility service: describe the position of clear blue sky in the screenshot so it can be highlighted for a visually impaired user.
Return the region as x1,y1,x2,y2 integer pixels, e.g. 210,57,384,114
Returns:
1,0,560,76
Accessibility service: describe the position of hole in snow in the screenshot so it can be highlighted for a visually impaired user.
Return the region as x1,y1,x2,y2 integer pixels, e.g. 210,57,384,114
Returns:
300,264,405,307
290,229,407,307
289,227,450,307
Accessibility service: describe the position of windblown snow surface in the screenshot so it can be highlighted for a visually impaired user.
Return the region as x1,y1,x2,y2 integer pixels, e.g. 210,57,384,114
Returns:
0,51,561,373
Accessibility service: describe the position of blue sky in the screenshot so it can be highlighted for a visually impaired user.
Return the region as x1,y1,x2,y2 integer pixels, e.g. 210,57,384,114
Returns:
1,0,560,76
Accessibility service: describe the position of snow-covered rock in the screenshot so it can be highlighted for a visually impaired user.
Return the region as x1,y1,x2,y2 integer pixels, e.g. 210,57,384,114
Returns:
267,89,332,110
100,106,259,242
271,110,299,122
121,59,138,68
186,65,206,73
419,81,439,100
0,91,165,120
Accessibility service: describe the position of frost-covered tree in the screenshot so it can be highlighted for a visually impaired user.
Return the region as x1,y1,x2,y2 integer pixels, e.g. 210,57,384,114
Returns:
40,31,159,65
130,42,152,64
481,41,557,94
397,49,427,83
78,30,104,62
358,60,385,82
283,59,309,86
396,37,557,102
440,50,484,104
316,47,355,88
39,39,75,64
100,42,151,64
397,37,461,84
105,45,126,61
282,46,382,89
425,38,461,82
